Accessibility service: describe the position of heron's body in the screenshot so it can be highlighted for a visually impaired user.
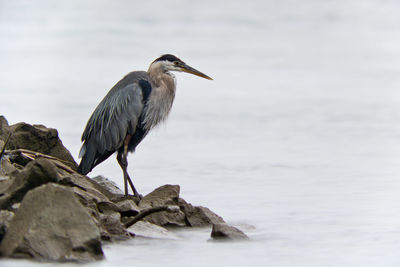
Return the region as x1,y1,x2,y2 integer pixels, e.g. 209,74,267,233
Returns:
77,54,212,197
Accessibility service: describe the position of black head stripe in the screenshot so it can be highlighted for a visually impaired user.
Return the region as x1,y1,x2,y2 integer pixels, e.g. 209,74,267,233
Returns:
153,54,182,63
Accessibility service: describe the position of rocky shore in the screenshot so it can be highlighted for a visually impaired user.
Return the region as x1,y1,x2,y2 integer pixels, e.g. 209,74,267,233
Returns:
0,116,247,262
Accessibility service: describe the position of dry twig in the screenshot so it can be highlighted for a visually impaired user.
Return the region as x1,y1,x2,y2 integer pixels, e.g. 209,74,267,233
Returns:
4,148,75,173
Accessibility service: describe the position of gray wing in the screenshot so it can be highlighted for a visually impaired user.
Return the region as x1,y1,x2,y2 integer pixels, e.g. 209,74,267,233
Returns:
82,83,144,153
77,80,145,174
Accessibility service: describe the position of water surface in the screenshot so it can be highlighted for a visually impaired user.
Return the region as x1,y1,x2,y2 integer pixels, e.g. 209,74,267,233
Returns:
1,0,400,266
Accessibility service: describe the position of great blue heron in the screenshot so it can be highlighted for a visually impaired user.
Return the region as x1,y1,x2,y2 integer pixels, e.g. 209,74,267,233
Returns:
77,54,212,198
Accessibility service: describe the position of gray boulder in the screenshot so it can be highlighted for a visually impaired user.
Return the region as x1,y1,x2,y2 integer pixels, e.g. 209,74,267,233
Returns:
128,221,179,240
58,174,133,241
138,184,186,227
0,115,239,263
0,116,77,170
137,185,227,228
0,183,103,261
0,138,18,177
178,198,225,226
92,175,124,195
0,157,18,177
211,223,249,240
0,210,14,243
98,211,129,241
0,158,59,210
114,198,140,217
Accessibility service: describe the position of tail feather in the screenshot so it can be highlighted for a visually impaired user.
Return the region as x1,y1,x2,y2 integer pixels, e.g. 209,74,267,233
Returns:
77,142,96,175
77,160,91,175
77,141,115,175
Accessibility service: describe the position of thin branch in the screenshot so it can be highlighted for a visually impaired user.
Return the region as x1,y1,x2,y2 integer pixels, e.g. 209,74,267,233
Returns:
5,148,72,164
4,148,75,173
124,205,180,228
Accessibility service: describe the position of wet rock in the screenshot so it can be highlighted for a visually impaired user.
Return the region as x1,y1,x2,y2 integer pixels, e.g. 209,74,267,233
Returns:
211,223,249,240
179,198,225,226
138,185,186,227
0,118,77,170
0,183,103,261
0,158,59,210
128,221,179,240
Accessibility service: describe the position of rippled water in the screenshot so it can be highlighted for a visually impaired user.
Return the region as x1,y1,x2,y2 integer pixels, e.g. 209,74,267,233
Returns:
1,0,400,266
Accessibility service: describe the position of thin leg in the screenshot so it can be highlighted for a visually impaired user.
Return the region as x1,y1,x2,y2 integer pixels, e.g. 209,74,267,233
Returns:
126,172,140,197
116,152,128,196
117,136,141,198
117,151,140,197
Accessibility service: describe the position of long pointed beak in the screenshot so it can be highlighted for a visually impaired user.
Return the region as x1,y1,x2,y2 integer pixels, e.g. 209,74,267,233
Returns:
179,63,213,80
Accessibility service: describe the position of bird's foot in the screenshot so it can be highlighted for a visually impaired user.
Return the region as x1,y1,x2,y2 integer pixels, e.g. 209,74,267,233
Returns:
122,193,142,204
134,193,143,200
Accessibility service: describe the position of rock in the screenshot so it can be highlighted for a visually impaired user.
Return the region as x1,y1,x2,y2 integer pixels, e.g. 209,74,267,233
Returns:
138,185,186,227
95,201,129,240
114,198,140,217
0,116,233,262
0,119,77,170
0,175,13,196
58,173,110,203
0,210,14,243
96,201,119,214
0,116,8,131
0,158,59,210
89,176,142,205
98,212,129,240
59,175,132,241
137,185,225,228
210,223,249,240
58,173,140,241
62,174,128,203
179,198,225,226
0,156,18,177
92,176,123,195
0,183,103,261
127,221,179,240
140,184,180,206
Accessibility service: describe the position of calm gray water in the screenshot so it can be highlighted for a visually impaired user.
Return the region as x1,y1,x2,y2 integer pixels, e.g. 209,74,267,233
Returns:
1,0,400,266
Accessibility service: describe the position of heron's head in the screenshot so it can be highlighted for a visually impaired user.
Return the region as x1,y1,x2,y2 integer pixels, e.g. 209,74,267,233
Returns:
150,54,213,80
